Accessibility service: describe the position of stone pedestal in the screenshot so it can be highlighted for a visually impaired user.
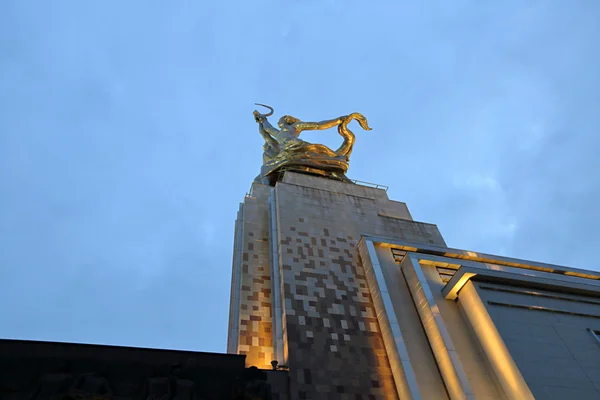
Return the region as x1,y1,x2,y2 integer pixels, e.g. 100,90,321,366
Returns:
227,172,446,399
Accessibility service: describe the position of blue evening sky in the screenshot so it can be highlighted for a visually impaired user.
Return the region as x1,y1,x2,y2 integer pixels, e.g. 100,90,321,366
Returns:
1,1,599,353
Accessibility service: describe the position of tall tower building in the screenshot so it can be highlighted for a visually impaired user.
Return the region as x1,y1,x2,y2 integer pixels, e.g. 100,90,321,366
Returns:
228,106,600,399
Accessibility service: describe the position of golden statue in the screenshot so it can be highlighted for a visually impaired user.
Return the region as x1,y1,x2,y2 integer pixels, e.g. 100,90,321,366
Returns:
253,104,372,185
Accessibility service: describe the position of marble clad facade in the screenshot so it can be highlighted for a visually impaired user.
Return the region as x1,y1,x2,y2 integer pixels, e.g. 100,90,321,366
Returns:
228,171,600,399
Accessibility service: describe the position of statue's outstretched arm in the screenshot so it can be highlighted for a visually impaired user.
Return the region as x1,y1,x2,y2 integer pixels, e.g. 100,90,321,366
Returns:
295,117,345,132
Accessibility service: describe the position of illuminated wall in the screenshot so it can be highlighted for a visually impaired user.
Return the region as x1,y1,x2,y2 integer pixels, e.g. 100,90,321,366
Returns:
359,236,600,400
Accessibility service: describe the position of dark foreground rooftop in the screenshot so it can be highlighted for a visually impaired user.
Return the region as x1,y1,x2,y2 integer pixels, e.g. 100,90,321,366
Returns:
0,339,288,400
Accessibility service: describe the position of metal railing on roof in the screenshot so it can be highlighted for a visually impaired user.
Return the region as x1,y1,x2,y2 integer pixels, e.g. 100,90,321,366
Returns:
351,179,389,191
244,175,389,197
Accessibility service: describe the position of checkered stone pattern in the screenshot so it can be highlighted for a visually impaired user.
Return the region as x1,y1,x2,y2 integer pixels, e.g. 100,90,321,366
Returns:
272,174,445,399
236,184,274,369
227,172,446,396
280,228,397,399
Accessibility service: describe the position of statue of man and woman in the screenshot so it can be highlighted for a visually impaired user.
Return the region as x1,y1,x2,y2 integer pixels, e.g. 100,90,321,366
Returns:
252,104,372,185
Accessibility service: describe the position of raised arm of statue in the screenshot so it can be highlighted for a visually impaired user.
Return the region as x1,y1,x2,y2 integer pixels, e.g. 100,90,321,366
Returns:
254,105,280,151
261,117,280,136
294,117,346,132
258,121,280,152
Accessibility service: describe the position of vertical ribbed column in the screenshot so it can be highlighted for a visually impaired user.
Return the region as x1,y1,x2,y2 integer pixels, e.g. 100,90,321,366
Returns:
269,187,285,365
402,255,474,400
360,239,421,400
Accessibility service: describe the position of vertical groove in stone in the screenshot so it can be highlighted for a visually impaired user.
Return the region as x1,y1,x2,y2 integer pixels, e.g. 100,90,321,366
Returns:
269,187,285,365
